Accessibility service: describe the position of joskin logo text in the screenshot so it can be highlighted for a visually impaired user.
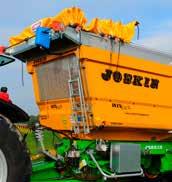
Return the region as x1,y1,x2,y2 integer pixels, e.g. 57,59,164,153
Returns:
101,69,159,89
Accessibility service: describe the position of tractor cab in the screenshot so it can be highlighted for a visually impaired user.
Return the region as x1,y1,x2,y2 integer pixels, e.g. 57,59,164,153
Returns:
0,54,15,66
0,51,29,123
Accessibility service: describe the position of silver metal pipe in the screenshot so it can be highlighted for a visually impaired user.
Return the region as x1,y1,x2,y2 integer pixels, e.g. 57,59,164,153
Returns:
87,150,144,180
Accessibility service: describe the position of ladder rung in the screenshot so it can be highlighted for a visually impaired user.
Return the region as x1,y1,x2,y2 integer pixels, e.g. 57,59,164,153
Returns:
72,105,81,111
72,88,79,91
70,93,80,97
70,88,79,92
68,78,79,83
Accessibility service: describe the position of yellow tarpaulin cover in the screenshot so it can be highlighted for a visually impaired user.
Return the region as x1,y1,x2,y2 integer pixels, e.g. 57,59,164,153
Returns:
9,7,138,45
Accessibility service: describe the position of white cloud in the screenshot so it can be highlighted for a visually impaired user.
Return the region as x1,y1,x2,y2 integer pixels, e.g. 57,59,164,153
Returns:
138,32,172,53
136,21,172,54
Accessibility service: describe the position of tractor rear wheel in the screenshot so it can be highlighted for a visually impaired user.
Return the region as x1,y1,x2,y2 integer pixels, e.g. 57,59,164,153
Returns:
0,115,31,182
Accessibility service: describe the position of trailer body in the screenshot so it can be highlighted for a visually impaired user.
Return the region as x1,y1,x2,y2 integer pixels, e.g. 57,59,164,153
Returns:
20,27,172,141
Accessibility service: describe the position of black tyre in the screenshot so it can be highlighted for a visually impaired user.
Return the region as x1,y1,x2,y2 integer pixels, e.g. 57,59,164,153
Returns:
140,175,171,182
0,115,31,182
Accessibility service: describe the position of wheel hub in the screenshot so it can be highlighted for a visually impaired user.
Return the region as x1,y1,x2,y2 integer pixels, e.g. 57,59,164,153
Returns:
0,149,8,182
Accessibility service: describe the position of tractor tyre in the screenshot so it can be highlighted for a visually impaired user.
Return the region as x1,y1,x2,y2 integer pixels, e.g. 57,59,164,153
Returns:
0,115,31,182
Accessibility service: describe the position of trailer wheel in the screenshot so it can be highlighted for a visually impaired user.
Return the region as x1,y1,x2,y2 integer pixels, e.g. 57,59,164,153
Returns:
143,175,170,182
0,115,31,182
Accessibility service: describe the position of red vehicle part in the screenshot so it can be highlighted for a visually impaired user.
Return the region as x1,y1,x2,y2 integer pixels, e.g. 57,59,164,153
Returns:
0,46,5,54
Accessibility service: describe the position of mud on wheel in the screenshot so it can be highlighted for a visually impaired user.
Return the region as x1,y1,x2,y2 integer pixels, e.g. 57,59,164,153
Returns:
0,114,31,182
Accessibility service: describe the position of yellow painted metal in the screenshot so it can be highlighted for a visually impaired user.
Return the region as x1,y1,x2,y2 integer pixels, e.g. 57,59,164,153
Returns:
27,44,172,141
79,46,172,130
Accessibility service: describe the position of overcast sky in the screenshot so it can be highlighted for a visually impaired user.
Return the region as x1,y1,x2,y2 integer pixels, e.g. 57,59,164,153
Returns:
0,0,172,115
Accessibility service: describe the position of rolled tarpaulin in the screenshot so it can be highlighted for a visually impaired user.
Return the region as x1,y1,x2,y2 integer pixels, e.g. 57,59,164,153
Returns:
9,7,138,46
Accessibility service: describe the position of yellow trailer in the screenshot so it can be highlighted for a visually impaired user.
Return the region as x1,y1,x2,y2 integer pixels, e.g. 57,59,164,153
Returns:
22,27,172,141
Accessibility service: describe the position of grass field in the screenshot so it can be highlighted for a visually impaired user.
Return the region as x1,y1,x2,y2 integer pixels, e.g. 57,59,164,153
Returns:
26,130,60,155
